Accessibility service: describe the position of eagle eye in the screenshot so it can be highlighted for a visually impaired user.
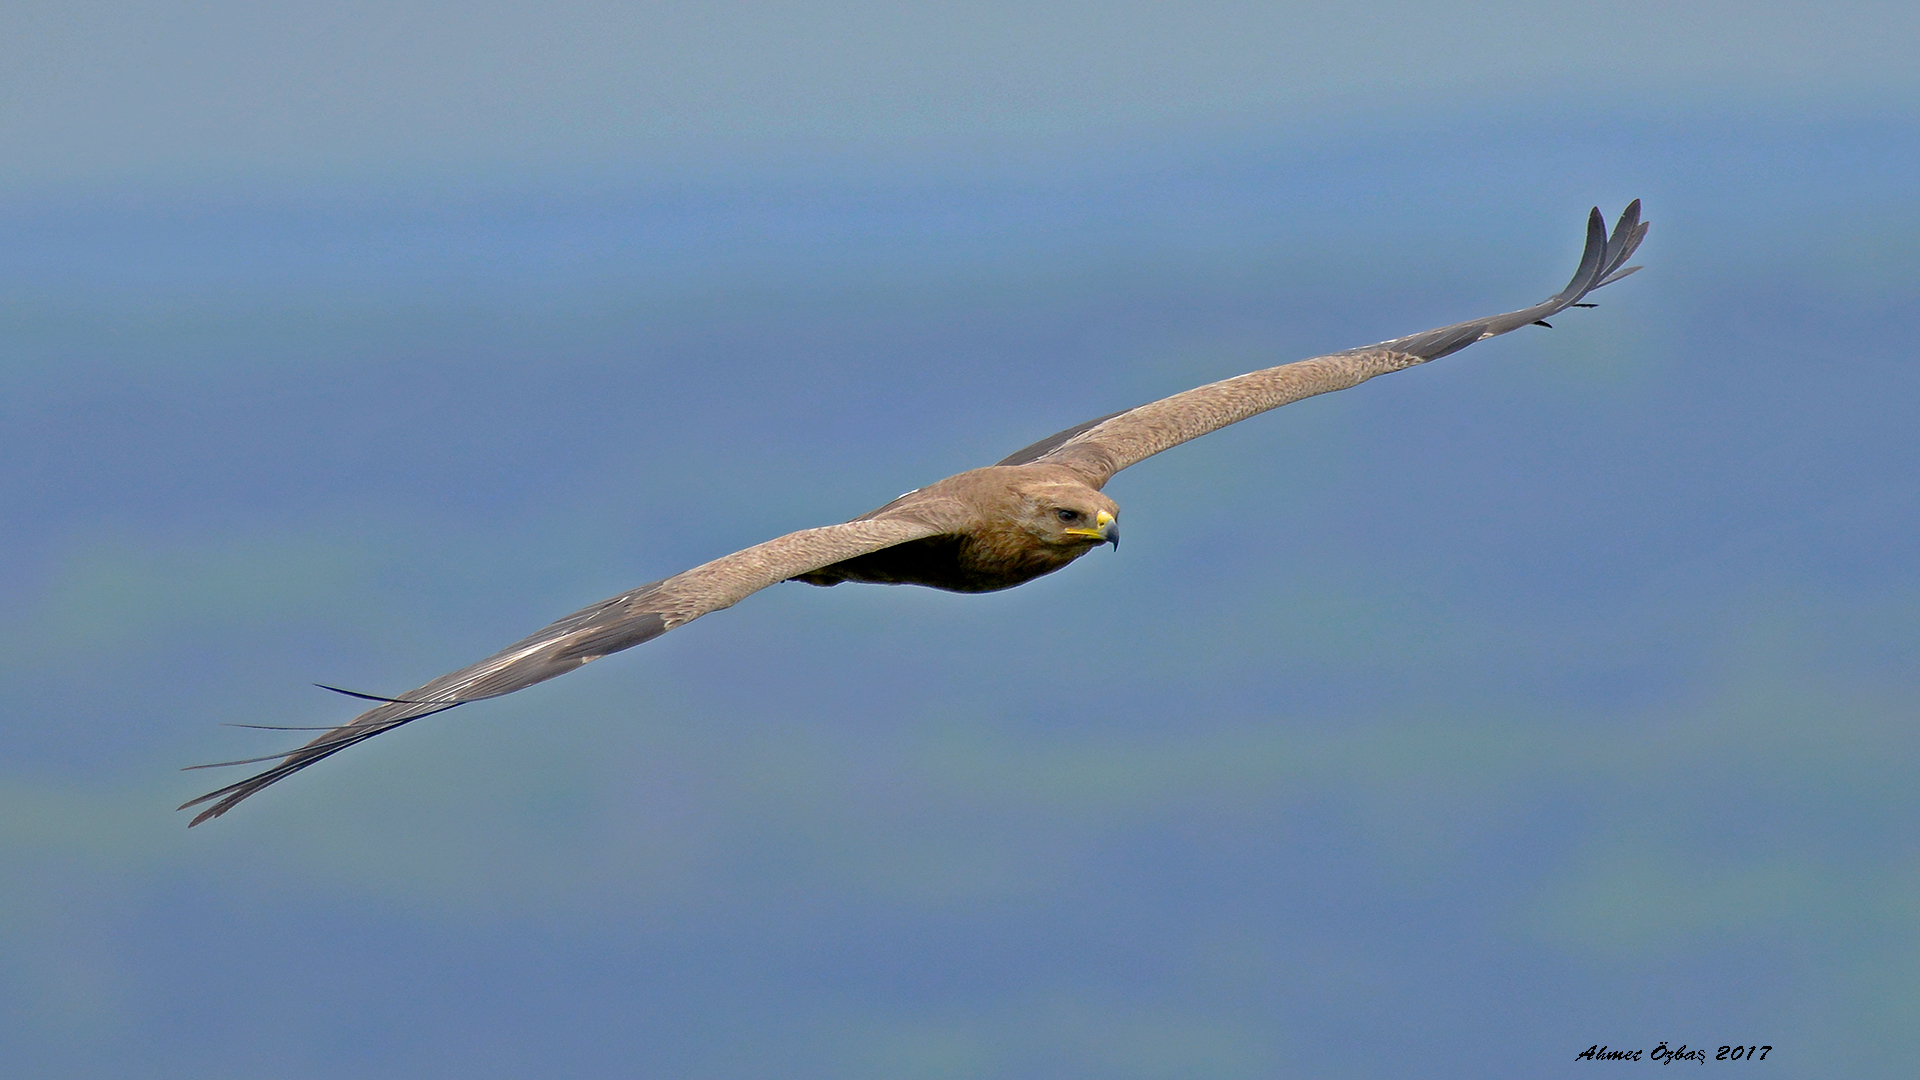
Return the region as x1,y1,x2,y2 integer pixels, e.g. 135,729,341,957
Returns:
1056,508,1079,522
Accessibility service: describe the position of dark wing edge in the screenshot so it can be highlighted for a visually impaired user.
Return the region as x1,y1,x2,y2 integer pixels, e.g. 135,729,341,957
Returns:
1374,200,1647,363
1006,202,1646,483
179,516,948,826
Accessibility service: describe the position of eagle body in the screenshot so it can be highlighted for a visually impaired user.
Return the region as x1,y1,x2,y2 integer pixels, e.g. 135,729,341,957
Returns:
794,464,1120,592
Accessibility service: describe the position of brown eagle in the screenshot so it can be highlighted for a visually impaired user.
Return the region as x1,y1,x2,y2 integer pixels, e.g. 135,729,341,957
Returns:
183,202,1647,825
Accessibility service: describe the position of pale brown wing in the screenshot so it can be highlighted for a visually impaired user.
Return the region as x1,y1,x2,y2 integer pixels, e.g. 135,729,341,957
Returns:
1003,203,1648,486
180,515,949,825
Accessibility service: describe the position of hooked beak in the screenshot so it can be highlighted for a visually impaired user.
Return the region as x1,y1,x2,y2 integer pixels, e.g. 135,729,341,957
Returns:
1065,510,1120,550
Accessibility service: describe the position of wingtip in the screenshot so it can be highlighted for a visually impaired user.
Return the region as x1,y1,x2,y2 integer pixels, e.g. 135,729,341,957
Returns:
1556,208,1611,302
180,767,288,826
1564,201,1650,304
1597,264,1643,288
177,779,235,814
1362,200,1648,361
178,792,220,823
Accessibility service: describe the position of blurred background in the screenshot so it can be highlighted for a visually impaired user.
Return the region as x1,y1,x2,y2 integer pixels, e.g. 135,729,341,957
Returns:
3,2,1917,1076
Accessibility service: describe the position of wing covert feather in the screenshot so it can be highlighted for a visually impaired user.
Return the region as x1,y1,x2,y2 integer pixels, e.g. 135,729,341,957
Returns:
180,516,946,824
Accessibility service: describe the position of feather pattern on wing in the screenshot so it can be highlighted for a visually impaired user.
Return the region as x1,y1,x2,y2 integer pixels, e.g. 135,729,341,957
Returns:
1018,203,1647,487
180,516,949,824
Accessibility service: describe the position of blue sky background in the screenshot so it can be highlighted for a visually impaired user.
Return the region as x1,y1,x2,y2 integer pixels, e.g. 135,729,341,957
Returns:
4,4,1918,1077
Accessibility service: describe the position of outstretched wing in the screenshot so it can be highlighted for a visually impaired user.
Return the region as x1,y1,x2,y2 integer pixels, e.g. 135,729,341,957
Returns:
1002,202,1648,485
180,516,948,825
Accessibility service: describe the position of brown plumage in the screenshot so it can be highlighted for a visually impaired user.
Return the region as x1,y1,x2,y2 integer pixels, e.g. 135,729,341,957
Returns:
181,202,1647,826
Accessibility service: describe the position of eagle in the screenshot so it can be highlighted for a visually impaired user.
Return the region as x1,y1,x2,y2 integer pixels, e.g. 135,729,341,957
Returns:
182,202,1647,825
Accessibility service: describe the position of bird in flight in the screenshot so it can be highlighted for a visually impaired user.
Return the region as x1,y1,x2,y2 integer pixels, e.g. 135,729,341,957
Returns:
182,202,1647,825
